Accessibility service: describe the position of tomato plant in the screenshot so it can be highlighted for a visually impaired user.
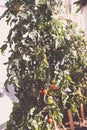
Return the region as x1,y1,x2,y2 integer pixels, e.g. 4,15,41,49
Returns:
0,0,87,130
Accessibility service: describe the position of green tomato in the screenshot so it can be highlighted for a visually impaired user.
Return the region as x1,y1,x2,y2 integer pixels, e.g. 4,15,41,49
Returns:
47,96,54,105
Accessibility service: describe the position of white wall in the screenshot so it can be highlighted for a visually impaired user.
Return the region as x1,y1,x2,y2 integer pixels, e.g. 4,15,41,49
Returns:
83,4,87,36
0,2,15,129
0,1,10,85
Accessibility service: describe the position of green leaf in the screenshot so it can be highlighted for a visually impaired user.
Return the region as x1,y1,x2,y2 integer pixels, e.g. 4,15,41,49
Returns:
40,0,46,4
66,75,73,83
0,44,7,54
0,10,8,20
4,79,9,92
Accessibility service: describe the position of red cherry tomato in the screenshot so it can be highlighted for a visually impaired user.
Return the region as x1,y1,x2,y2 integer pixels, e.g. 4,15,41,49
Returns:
51,85,57,91
47,117,53,124
42,89,47,95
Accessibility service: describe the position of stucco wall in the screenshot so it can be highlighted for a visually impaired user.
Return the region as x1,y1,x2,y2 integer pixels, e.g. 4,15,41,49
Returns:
0,1,10,85
0,2,16,129
83,4,87,36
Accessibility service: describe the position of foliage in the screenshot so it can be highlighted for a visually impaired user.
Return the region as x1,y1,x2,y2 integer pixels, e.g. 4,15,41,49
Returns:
74,0,87,12
0,0,87,129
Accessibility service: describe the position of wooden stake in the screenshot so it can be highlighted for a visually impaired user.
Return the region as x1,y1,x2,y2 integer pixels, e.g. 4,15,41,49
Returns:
80,103,85,123
78,88,85,124
67,108,74,130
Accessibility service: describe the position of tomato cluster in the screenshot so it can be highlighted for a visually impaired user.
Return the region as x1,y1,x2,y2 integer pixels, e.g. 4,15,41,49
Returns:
39,85,57,96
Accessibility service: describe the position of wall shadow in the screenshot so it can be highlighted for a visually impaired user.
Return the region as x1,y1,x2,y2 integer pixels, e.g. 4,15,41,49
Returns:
0,122,6,130
3,85,18,102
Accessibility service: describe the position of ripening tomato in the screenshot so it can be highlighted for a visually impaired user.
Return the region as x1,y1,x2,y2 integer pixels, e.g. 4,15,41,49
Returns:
47,117,53,124
51,85,57,91
48,91,54,96
42,89,47,95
